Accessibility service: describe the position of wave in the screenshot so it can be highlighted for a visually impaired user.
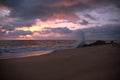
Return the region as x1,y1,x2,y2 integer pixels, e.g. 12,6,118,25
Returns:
0,50,53,59
0,37,85,59
0,42,81,59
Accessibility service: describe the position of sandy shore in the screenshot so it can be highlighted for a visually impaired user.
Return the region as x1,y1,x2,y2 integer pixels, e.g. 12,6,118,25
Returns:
0,44,120,80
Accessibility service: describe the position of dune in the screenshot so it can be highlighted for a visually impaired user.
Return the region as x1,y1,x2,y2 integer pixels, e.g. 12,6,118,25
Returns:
0,44,120,80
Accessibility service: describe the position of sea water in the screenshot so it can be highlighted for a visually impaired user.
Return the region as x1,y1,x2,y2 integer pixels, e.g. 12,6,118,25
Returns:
0,40,76,58
0,40,119,59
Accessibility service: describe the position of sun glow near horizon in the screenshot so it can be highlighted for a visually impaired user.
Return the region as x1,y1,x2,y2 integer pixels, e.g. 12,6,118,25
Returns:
15,19,84,32
16,25,43,32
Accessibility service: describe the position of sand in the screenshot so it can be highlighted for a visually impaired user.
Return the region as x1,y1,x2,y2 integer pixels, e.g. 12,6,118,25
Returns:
0,44,120,80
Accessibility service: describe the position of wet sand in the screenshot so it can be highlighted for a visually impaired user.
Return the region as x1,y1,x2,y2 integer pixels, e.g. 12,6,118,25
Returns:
0,44,120,80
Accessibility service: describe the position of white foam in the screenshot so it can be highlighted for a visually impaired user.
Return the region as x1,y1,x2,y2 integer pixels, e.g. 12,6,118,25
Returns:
0,50,53,59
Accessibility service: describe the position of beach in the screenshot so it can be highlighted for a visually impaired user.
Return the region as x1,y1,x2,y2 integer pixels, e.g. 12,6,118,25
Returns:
0,44,120,80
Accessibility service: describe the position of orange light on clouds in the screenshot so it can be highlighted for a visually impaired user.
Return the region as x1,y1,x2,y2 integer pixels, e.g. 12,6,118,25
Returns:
51,13,78,20
17,35,33,40
15,19,85,37
16,25,42,32
50,0,79,7
15,19,86,40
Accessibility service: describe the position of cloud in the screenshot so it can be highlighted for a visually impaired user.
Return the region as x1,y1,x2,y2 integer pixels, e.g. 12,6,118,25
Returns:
0,0,93,20
0,29,33,39
0,0,119,23
40,27,72,34
75,24,120,40
7,30,33,38
2,19,35,31
108,0,120,7
29,27,74,40
79,19,89,25
0,30,6,38
9,30,33,36
0,0,120,40
84,14,96,20
109,19,120,22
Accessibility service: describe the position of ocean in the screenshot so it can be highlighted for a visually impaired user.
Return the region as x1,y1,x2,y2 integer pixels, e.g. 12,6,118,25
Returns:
0,40,75,49
0,40,76,58
0,40,119,59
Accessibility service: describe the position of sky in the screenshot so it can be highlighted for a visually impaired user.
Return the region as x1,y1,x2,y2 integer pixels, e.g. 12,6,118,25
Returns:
0,0,120,40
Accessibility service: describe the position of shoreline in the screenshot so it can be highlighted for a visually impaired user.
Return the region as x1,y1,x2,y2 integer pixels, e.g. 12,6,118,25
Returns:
0,43,119,59
0,50,54,59
0,43,80,59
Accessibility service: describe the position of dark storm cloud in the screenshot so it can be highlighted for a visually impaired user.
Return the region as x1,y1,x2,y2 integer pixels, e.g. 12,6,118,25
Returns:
0,0,6,5
0,29,6,38
108,0,120,7
2,19,35,31
79,19,89,25
40,27,72,34
77,24,120,40
0,0,119,21
9,30,33,36
84,25,120,34
84,14,96,20
109,19,120,22
0,0,92,20
87,0,120,7
8,30,33,38
0,30,33,38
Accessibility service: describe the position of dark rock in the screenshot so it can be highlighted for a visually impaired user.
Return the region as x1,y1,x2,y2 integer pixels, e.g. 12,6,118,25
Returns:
77,40,106,48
